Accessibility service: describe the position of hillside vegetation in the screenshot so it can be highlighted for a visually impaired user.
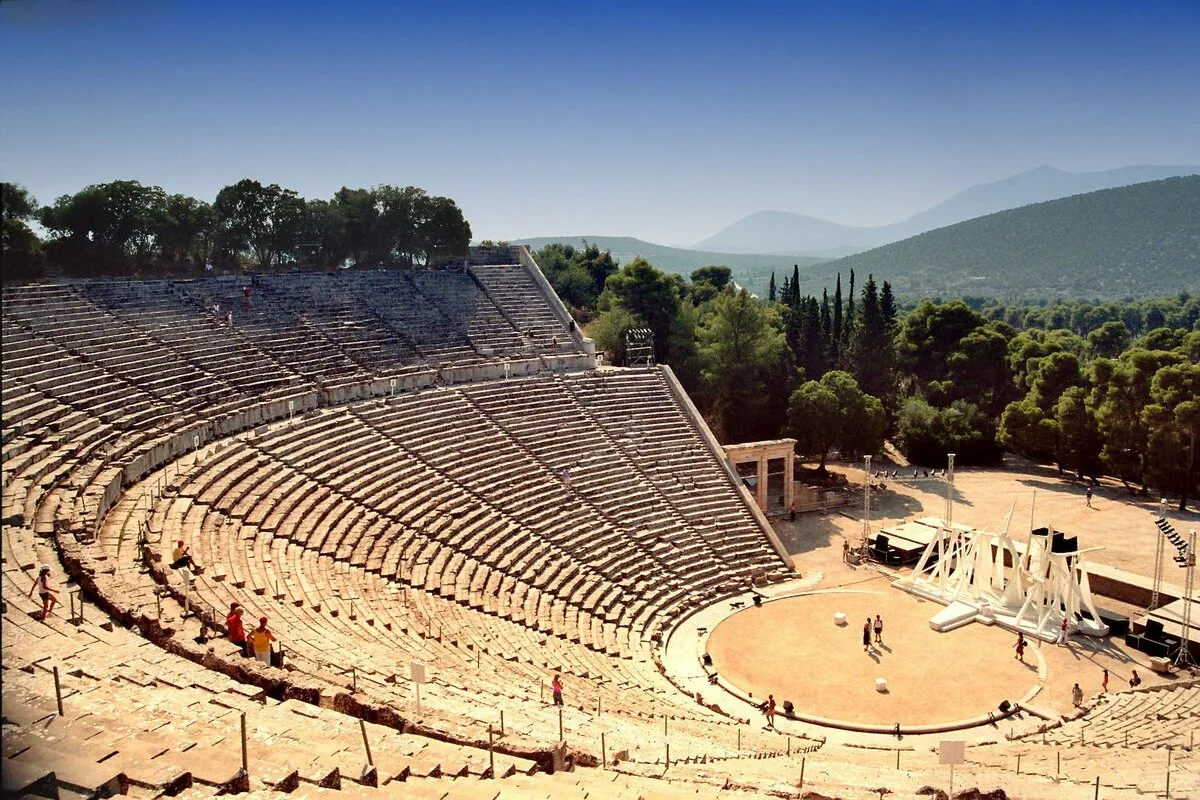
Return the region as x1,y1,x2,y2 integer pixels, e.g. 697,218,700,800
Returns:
820,176,1200,300
512,235,825,293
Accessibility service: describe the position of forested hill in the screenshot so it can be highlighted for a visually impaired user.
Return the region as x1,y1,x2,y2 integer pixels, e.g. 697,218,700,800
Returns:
510,235,825,295
820,176,1200,300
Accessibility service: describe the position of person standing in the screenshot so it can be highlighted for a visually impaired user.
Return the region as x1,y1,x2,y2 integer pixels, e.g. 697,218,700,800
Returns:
1014,632,1026,662
1129,670,1142,688
873,615,884,644
862,619,872,652
247,616,276,666
1086,487,1093,508
227,602,248,657
27,565,59,621
1071,683,1083,707
1058,616,1069,645
788,501,796,522
765,694,776,729
552,674,564,706
1101,668,1109,692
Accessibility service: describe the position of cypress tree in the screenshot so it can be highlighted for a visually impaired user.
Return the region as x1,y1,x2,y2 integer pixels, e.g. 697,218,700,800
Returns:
768,272,777,303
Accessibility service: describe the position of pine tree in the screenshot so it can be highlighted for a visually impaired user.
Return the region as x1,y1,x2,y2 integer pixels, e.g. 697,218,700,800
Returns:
832,274,843,365
847,269,856,335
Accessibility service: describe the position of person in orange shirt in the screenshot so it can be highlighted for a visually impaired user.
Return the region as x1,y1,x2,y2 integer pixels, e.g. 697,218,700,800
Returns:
247,616,276,666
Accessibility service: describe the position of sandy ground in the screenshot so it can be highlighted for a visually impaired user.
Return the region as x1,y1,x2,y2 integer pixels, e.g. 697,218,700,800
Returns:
705,456,1198,725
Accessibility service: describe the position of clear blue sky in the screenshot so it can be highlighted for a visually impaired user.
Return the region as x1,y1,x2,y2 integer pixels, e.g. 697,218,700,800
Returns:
2,0,1197,245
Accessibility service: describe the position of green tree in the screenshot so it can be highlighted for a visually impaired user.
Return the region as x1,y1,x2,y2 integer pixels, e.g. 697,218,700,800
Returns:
414,194,471,265
1054,386,1103,480
599,258,682,363
40,180,169,275
691,265,732,290
1087,320,1132,359
848,274,895,406
214,179,306,269
698,289,791,442
1143,362,1200,510
157,194,216,272
1,182,43,280
783,371,884,473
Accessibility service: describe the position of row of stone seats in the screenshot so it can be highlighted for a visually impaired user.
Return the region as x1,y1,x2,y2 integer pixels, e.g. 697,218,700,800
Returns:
1036,682,1200,749
93,454,800,768
563,371,784,573
176,415,645,646
1,585,544,800
468,265,573,352
655,735,1187,800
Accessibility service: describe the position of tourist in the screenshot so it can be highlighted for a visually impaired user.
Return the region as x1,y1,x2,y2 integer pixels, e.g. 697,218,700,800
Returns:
843,539,851,564
227,602,248,657
1086,486,1093,507
1058,616,1069,645
1101,668,1109,692
1014,632,1026,661
27,564,59,621
1071,683,1083,707
1129,670,1141,688
788,501,796,522
873,615,884,644
552,673,564,706
247,616,276,667
863,619,872,652
170,540,203,574
766,694,776,729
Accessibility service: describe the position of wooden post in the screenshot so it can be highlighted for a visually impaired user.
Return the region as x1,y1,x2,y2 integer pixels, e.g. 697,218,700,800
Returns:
1057,750,1061,782
1166,747,1172,799
241,712,248,775
558,707,563,741
896,748,900,769
69,591,75,624
52,666,64,716
352,665,357,693
1017,753,1021,774
787,736,791,756
1094,774,1100,800
737,728,741,751
597,696,602,716
488,725,495,779
799,757,805,788
500,710,505,736
665,743,669,770
601,732,606,769
540,679,544,701
156,591,162,622
664,715,668,736
359,719,373,766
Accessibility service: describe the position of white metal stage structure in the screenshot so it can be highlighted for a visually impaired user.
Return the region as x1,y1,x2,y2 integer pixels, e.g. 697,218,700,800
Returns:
897,501,1110,642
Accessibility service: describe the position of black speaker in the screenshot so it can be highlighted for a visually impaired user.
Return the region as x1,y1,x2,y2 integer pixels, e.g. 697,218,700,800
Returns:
998,700,1011,712
753,594,762,607
783,700,794,714
702,653,713,666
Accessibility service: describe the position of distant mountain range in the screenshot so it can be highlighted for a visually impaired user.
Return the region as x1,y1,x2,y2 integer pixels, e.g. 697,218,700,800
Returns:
817,176,1200,300
509,235,825,289
693,165,1199,256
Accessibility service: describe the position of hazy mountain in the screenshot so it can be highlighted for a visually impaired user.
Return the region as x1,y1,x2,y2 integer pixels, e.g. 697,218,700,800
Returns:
695,164,1199,255
510,235,826,293
817,176,1200,300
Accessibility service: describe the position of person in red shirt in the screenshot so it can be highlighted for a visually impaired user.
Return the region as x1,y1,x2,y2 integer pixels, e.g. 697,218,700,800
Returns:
226,602,248,657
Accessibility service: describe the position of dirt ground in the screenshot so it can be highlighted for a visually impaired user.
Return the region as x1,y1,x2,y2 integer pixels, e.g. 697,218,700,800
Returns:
704,455,1198,725
774,455,1199,586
